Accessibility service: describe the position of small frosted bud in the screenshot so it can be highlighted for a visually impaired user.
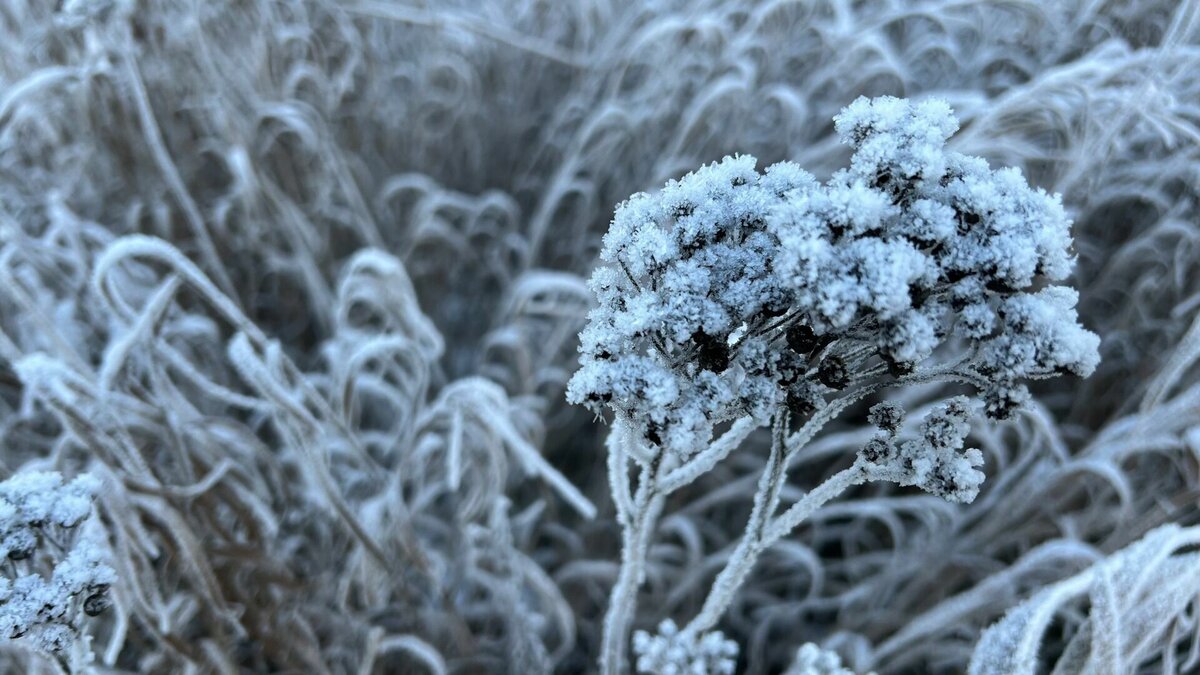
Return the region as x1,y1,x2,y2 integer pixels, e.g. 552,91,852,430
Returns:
818,356,850,389
860,436,895,464
867,401,905,435
787,324,819,353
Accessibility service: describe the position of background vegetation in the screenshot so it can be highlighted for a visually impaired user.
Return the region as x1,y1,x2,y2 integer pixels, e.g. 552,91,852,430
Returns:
0,0,1198,672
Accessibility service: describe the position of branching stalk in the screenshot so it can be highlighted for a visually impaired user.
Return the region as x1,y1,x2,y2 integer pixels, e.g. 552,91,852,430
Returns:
599,450,667,675
683,410,790,637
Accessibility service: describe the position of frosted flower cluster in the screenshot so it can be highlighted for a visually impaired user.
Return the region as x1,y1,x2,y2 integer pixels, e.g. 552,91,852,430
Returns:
632,620,738,675
567,155,814,456
568,96,1099,459
976,286,1099,418
860,397,985,503
774,96,1097,395
0,539,115,656
0,471,114,658
1,472,100,561
783,643,860,675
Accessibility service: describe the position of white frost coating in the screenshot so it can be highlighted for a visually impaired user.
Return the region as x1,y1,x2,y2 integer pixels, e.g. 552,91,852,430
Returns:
431,378,597,519
574,97,1103,674
980,287,1101,380
632,619,738,675
570,96,1099,461
567,155,814,458
374,634,448,675
0,470,114,662
969,524,1200,675
336,248,445,362
860,397,985,503
0,472,100,553
12,352,84,413
783,643,863,675
773,95,1092,384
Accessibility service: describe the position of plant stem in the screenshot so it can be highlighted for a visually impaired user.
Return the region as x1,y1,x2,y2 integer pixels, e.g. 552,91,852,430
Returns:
761,463,866,550
682,453,867,637
599,454,666,675
683,412,790,636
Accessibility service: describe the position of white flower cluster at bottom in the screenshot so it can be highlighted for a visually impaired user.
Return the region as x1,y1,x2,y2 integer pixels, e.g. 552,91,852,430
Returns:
784,643,867,675
633,620,739,675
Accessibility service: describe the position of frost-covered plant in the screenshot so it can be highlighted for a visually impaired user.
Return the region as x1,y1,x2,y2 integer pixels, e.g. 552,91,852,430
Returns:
1,0,1197,671
784,643,863,675
567,155,810,457
632,620,738,675
569,96,1100,673
860,397,985,504
0,471,113,671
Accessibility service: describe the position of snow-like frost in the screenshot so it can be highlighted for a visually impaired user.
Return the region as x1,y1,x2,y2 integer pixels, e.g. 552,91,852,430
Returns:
632,620,738,675
570,95,1099,462
784,643,864,675
861,397,986,503
0,470,113,663
575,96,1103,675
969,524,1200,675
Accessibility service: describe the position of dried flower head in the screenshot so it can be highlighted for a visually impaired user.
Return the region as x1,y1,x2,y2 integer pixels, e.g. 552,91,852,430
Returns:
566,156,814,457
0,471,114,661
632,620,739,675
861,397,986,503
570,95,1099,486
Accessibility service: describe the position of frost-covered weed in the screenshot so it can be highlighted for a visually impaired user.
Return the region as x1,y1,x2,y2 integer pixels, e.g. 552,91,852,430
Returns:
861,397,985,504
573,97,1099,673
0,0,1197,673
0,471,112,671
570,97,1099,457
783,643,862,675
632,620,738,675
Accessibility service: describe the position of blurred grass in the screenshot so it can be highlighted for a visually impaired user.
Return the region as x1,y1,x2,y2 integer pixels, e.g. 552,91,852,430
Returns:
0,0,1197,672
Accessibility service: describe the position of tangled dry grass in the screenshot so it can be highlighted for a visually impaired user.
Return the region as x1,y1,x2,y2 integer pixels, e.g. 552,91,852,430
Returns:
0,0,1198,673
